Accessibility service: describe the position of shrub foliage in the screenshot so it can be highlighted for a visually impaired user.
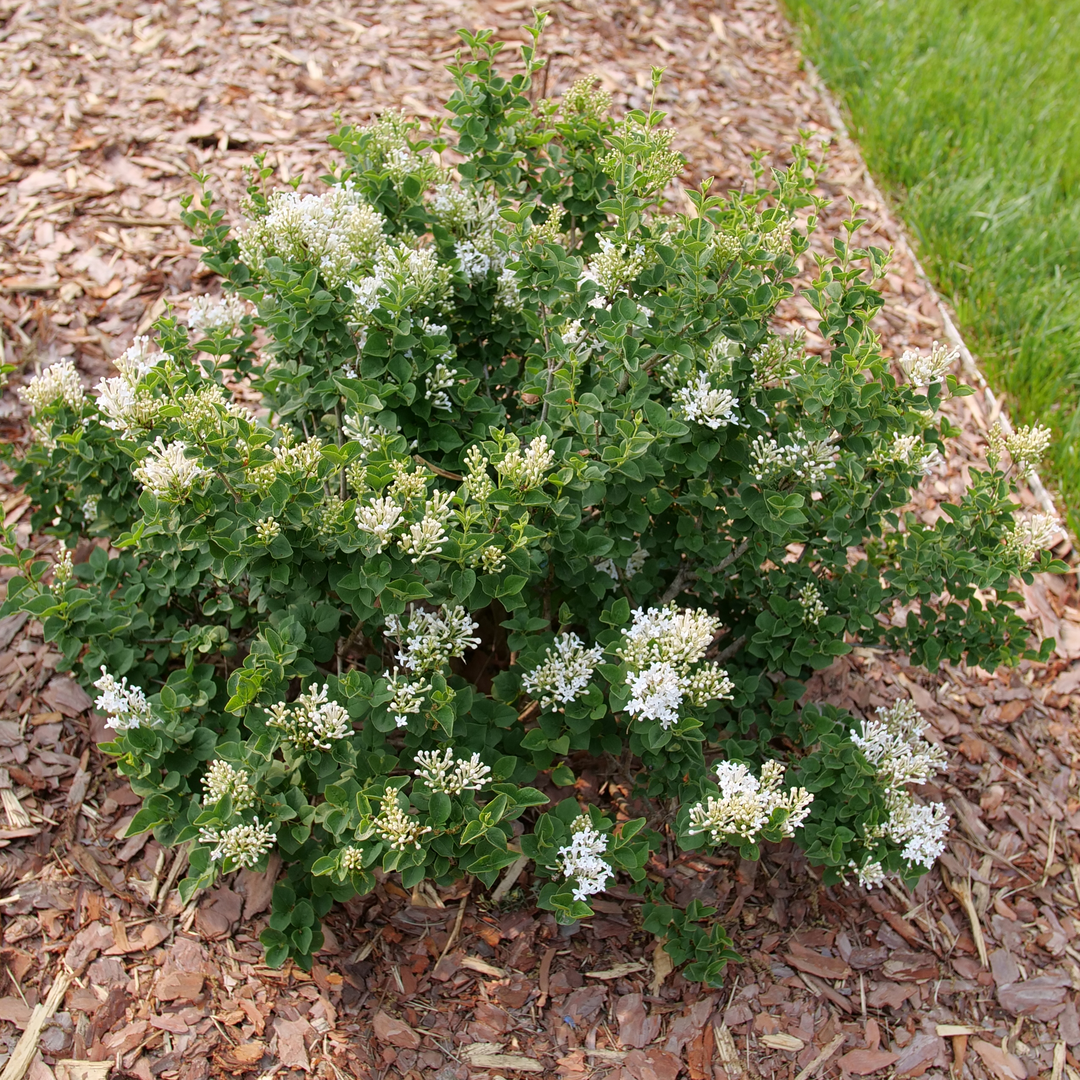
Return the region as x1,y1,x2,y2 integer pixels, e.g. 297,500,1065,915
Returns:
2,21,1062,976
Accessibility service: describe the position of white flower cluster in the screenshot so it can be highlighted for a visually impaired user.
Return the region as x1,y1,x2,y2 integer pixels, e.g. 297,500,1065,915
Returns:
384,605,481,674
94,338,171,437
198,817,276,868
988,421,1053,475
1003,512,1060,569
580,236,647,297
596,542,648,581
256,517,281,543
750,335,802,388
413,748,492,794
363,113,437,186
53,547,74,587
202,760,256,811
238,183,386,289
797,582,827,627
355,496,403,552
687,760,814,843
523,633,605,711
899,341,957,387
496,434,555,490
675,373,740,430
455,240,496,283
266,684,351,751
558,815,614,902
339,846,366,873
82,495,99,521
18,357,86,414
852,859,886,889
177,383,251,441
462,445,494,503
398,512,449,563
750,433,835,486
93,667,156,731
617,604,734,730
876,432,942,476
133,437,210,501
373,799,431,851
382,668,431,727
249,436,324,493
426,361,457,412
852,699,949,869
187,293,248,335
349,243,451,320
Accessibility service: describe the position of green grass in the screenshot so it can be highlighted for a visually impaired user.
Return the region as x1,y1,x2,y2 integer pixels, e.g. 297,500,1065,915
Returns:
782,0,1080,529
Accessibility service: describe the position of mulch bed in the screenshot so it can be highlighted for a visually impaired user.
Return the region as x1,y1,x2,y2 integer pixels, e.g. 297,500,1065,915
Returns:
2,0,1079,1078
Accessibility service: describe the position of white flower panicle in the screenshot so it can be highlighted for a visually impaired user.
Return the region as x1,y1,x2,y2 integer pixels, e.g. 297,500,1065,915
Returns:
133,438,210,501
53,547,74,587
266,684,350,751
383,668,431,727
398,515,448,563
426,362,457,412
496,434,555,490
355,496,404,552
626,661,685,727
18,358,86,414
373,800,431,851
1003,513,1060,568
558,815,614,902
82,495,99,521
853,859,887,889
675,373,740,430
899,341,957,387
256,517,281,543
455,240,495,283
751,434,836,486
94,667,156,731
853,700,948,788
617,604,734,729
384,605,481,674
523,633,605,711
890,799,951,868
853,699,949,871
462,445,494,503
877,432,942,476
988,421,1053,475
94,338,173,436
339,846,366,873
202,760,256,811
413,748,492,794
198,817,276,868
342,413,386,456
389,460,428,504
580,236,647,296
239,184,386,289
797,582,827,627
187,293,248,335
687,760,814,844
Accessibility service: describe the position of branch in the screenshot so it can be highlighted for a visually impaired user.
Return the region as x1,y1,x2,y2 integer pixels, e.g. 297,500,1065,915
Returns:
660,538,752,605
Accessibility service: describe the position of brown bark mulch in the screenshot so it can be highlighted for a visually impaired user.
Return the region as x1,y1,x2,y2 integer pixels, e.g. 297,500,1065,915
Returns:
2,0,1079,1078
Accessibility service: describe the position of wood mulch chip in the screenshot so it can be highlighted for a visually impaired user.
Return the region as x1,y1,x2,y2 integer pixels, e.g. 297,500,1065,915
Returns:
2,0,1079,1077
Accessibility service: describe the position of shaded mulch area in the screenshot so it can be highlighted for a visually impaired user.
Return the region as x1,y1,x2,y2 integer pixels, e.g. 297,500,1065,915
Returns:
1,0,1079,1077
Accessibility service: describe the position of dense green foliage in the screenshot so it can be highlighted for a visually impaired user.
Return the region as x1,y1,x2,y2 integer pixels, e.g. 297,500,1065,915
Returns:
1,21,1060,979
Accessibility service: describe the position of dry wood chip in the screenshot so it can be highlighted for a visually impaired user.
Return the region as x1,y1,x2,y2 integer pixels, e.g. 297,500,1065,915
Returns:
460,954,506,977
760,1033,805,1051
462,1043,543,1072
585,961,645,980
